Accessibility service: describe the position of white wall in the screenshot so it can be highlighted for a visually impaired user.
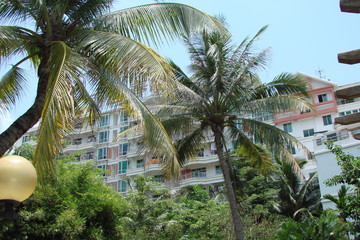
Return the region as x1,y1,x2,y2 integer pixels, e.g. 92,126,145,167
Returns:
315,141,360,209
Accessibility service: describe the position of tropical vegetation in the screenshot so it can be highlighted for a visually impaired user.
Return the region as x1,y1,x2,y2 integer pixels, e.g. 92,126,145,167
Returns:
324,142,360,238
4,145,353,240
0,0,224,180
158,26,311,239
277,160,322,220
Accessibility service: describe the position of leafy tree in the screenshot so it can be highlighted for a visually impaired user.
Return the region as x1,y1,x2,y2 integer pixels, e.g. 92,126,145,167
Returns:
122,177,234,240
276,210,350,240
0,157,128,240
232,157,280,223
324,185,350,222
277,161,322,220
159,26,311,239
325,142,360,237
0,0,224,180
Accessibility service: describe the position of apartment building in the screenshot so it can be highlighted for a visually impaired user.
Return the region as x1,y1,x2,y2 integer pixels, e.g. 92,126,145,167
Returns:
17,72,360,205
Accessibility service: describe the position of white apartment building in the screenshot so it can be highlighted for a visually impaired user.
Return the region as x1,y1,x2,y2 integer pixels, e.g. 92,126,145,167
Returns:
17,72,360,206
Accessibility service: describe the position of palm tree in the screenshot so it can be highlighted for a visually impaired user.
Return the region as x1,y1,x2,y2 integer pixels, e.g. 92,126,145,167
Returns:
277,161,322,220
159,27,311,240
0,0,224,179
324,185,350,222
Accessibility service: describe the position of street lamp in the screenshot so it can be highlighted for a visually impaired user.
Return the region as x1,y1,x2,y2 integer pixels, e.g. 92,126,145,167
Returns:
0,155,37,219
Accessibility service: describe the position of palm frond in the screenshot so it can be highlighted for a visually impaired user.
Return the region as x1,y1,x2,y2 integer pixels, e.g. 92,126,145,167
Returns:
75,29,178,93
175,125,207,166
277,145,304,178
296,173,318,206
241,118,310,155
96,75,181,179
65,0,112,26
224,49,270,104
230,126,273,174
239,95,312,115
94,3,226,46
0,26,39,63
33,41,83,181
0,65,27,114
267,73,309,97
0,0,35,24
161,116,194,138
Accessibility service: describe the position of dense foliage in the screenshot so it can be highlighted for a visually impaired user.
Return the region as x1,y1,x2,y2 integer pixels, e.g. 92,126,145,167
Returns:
2,144,355,240
324,142,360,238
0,159,128,240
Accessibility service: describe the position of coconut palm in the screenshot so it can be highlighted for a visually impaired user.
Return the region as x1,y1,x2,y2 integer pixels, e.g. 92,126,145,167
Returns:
0,0,224,179
277,161,322,220
158,27,312,240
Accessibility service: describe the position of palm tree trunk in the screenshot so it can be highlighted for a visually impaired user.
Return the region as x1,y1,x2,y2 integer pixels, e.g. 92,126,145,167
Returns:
213,126,244,240
0,60,49,156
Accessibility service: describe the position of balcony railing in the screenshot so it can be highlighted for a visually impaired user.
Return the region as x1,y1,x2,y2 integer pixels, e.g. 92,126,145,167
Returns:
314,130,350,146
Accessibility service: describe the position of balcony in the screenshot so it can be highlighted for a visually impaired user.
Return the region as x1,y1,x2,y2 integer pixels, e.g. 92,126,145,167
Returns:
180,174,224,187
335,112,360,125
144,159,161,173
314,131,350,147
63,141,97,153
126,167,145,176
184,155,218,166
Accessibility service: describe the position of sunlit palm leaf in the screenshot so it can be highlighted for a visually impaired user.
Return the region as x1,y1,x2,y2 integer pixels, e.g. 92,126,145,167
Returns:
0,65,27,114
231,127,273,175
33,42,82,180
239,95,312,114
97,76,181,179
175,125,207,166
75,29,177,92
95,3,225,46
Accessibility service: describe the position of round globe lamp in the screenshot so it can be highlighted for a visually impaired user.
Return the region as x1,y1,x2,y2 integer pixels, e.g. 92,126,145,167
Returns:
0,155,37,219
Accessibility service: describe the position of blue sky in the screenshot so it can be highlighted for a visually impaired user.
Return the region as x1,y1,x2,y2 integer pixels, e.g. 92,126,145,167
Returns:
1,0,360,132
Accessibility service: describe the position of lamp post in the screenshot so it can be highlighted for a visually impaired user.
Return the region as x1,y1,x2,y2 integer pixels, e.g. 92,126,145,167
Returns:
0,155,37,219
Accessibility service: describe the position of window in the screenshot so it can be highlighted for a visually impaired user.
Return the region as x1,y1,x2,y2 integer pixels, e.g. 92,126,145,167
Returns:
197,148,204,157
283,123,292,133
286,145,296,154
97,165,106,176
118,160,128,174
300,108,311,114
340,98,354,104
119,143,129,156
87,135,96,142
81,152,94,160
136,159,144,168
251,112,274,121
98,131,109,143
215,165,222,175
22,135,31,143
318,94,328,103
322,115,332,126
73,138,82,145
120,112,128,123
99,114,110,127
154,175,164,183
118,180,127,193
191,168,206,178
98,148,107,160
119,126,129,138
303,129,315,137
326,133,337,141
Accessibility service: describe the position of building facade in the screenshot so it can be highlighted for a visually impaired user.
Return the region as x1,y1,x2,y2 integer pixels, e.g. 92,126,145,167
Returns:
17,72,360,206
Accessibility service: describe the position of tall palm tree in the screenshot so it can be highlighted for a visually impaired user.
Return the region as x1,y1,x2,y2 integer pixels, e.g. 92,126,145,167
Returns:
0,0,224,179
159,27,312,240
